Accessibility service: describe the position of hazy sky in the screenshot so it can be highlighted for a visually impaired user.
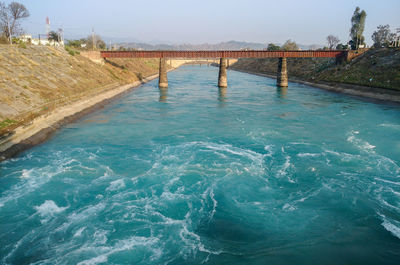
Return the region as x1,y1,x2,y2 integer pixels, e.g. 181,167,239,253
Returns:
9,0,400,45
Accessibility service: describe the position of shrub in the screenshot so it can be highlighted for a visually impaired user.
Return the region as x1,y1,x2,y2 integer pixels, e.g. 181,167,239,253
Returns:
65,46,76,56
0,119,16,129
12,37,23,44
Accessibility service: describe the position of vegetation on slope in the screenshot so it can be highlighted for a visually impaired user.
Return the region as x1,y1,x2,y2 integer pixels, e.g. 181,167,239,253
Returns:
0,45,161,134
230,48,400,91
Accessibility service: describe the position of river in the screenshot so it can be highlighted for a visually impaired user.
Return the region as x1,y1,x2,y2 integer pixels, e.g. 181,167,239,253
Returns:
1,65,400,264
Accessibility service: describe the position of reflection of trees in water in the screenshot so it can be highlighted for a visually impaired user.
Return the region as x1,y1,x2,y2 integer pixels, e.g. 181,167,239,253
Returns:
159,88,168,103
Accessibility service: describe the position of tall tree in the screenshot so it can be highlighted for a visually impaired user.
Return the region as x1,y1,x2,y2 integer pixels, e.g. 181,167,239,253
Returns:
326,35,340,49
0,1,29,43
282,39,299,50
350,7,367,49
372,24,396,48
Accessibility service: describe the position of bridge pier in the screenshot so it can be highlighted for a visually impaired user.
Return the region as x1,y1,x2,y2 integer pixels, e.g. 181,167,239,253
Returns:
277,57,288,88
158,58,168,88
218,58,228,88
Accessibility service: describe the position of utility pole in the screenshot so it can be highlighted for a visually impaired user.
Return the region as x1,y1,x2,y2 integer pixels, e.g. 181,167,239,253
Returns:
92,28,95,50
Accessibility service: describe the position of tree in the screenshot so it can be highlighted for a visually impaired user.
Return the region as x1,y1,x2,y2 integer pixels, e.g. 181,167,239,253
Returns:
282,39,299,50
48,31,59,42
67,38,87,48
0,1,29,43
371,24,396,48
350,7,366,49
267,43,280,51
326,35,340,49
336,43,348,50
86,34,106,50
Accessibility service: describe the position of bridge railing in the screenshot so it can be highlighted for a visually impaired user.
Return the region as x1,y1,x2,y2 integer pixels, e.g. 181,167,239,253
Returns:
100,50,347,59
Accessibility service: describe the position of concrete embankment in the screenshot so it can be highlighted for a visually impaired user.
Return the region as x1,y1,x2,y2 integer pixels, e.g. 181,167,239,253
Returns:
230,48,400,103
0,45,163,126
0,74,160,161
231,68,400,104
0,45,161,161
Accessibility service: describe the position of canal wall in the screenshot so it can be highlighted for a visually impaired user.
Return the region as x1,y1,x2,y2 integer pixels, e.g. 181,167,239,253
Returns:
0,73,163,161
230,48,400,102
231,68,400,104
0,45,169,161
230,48,400,91
0,45,163,134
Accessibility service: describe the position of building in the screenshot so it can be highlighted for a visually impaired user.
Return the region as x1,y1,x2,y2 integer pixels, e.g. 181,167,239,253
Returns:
19,34,64,47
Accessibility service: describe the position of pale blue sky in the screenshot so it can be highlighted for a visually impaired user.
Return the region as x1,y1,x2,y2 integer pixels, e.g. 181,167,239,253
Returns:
8,0,400,45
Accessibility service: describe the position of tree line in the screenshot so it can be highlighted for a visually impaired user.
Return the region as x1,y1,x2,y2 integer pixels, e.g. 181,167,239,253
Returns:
265,6,397,51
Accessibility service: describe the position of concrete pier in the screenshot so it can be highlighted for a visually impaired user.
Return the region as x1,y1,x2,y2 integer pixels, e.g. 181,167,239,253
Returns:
277,57,288,88
218,87,227,102
159,88,168,102
218,58,228,88
158,58,168,88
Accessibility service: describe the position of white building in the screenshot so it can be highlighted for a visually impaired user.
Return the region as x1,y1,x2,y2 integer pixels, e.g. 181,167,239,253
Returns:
19,34,64,47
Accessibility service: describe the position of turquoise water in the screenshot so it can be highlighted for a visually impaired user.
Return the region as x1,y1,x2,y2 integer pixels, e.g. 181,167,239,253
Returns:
1,65,400,264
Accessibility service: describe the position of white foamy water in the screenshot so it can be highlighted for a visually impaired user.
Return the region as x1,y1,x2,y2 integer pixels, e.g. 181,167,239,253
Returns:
1,65,400,264
34,200,68,222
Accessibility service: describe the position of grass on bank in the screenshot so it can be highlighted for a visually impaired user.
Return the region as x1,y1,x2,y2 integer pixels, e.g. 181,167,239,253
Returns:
0,119,16,130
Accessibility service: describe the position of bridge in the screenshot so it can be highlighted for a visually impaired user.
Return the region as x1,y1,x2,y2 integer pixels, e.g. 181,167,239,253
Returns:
100,50,347,88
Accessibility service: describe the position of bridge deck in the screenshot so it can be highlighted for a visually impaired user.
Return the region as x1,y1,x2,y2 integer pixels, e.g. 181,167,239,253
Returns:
100,50,346,59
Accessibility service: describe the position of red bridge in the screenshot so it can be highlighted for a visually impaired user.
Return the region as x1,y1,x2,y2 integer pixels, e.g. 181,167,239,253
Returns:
100,50,345,59
100,50,348,88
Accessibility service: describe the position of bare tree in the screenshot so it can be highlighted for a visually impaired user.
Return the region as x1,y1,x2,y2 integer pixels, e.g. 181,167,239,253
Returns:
86,34,106,50
372,25,396,48
282,39,299,50
327,35,340,50
0,1,29,43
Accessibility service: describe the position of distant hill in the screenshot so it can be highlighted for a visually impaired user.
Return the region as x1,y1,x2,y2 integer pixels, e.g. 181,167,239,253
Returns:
118,40,323,51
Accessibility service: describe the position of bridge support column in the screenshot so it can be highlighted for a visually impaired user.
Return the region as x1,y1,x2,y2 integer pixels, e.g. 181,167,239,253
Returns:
158,58,168,88
218,58,228,88
277,57,288,88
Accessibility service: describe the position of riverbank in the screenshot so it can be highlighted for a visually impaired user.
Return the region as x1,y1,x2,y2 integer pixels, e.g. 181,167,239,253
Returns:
0,45,163,132
230,68,400,104
0,74,162,161
230,48,400,103
0,44,171,161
